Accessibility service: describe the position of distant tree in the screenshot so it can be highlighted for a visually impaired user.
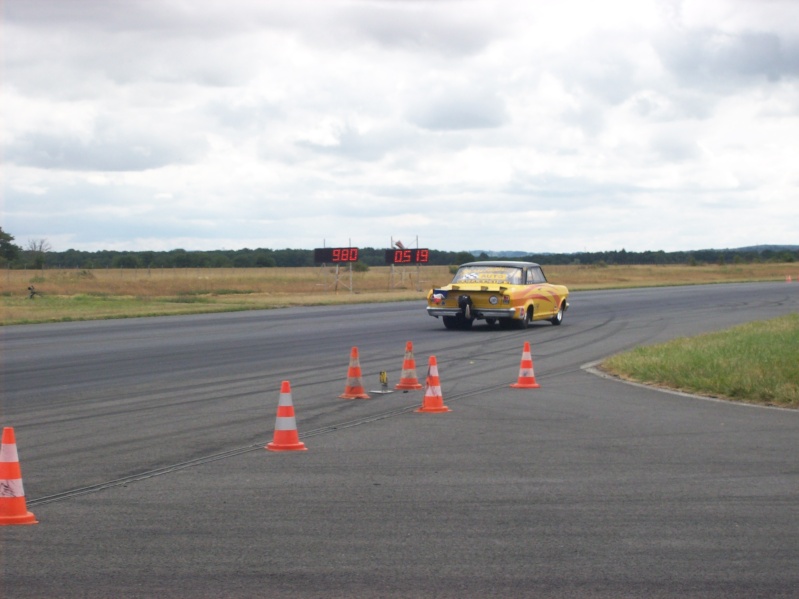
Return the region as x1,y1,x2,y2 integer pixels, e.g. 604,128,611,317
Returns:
209,254,233,268
139,251,156,268
112,254,141,268
273,248,314,267
0,227,22,265
172,249,191,268
232,253,255,267
254,251,276,267
26,238,52,269
32,244,799,270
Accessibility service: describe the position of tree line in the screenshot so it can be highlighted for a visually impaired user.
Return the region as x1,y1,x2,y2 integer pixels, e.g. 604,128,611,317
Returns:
1,227,796,270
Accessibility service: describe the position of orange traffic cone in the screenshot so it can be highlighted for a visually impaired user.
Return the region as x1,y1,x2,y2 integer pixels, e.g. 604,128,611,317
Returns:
339,346,370,399
510,341,540,388
266,381,307,452
395,341,423,390
415,356,451,413
0,427,38,526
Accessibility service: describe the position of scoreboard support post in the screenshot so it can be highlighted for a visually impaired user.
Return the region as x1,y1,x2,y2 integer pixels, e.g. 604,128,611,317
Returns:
314,242,358,294
387,237,429,291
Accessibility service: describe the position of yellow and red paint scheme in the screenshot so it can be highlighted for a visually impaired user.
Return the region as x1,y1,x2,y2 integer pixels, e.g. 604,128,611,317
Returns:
426,261,569,330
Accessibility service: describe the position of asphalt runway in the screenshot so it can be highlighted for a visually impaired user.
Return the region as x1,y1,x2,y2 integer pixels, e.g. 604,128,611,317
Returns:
1,282,798,598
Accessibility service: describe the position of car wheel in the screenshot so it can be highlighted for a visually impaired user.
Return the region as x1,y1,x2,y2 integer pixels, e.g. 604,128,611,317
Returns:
442,316,459,330
443,315,474,330
550,303,564,326
455,314,474,331
516,308,530,329
486,318,497,326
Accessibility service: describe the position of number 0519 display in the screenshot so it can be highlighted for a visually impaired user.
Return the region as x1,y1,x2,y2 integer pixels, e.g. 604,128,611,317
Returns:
385,249,429,264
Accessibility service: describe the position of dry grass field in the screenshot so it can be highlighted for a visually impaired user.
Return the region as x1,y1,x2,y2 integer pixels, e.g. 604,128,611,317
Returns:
2,262,797,325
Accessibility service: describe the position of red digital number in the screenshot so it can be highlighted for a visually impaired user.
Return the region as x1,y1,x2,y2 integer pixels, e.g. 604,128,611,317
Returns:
332,248,357,262
386,248,429,264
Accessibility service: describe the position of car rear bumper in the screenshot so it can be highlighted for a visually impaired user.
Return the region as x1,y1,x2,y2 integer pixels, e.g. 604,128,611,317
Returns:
426,307,517,319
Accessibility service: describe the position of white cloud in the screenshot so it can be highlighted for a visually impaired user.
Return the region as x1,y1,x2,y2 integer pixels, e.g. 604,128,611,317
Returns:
2,0,798,253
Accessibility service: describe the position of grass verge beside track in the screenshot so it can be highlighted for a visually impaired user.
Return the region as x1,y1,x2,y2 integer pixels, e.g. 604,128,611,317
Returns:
601,314,799,409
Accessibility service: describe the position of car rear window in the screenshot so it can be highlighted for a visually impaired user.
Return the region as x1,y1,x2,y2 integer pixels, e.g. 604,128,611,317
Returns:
452,266,523,284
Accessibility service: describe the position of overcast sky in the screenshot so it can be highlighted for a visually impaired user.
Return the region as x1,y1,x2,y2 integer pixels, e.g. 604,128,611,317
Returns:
2,0,798,254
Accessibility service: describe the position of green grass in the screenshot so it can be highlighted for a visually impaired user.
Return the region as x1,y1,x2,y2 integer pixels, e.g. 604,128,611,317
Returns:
602,314,799,408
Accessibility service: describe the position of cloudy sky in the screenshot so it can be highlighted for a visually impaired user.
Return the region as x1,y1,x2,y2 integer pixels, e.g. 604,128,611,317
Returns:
2,0,798,254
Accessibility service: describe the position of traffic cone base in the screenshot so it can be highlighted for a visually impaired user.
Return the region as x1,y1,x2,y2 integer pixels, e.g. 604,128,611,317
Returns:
0,502,38,525
510,341,540,389
416,356,451,413
415,404,450,413
266,440,307,452
0,427,38,526
396,341,423,391
340,346,371,399
266,381,307,452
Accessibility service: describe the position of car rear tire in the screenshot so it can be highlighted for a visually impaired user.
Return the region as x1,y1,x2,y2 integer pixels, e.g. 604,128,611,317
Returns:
442,316,459,329
443,315,474,330
516,308,530,329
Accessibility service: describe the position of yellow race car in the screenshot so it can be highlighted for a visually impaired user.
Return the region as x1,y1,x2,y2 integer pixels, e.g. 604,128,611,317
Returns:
426,261,569,330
